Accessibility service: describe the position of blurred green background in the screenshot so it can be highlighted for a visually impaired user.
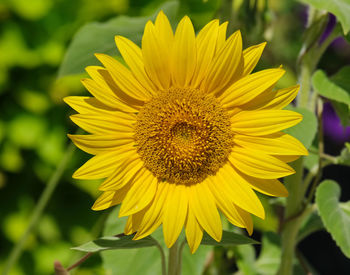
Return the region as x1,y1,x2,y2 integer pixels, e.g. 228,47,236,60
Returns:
0,0,349,274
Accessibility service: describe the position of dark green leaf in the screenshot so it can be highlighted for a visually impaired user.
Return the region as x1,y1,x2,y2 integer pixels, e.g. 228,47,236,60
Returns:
298,0,350,34
331,66,350,92
58,1,179,77
312,70,350,106
72,234,157,252
316,180,350,258
332,101,350,127
283,107,318,149
201,230,259,246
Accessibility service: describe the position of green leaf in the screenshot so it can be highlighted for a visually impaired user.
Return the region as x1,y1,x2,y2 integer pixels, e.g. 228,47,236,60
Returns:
297,212,324,242
58,1,179,77
331,66,350,92
72,234,157,252
201,230,259,246
298,0,350,34
315,180,350,258
338,144,350,166
234,244,258,275
255,232,281,275
100,206,213,275
312,69,350,106
283,107,318,149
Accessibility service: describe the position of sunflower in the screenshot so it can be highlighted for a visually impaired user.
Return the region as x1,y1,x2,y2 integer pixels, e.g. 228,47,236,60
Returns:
65,11,307,253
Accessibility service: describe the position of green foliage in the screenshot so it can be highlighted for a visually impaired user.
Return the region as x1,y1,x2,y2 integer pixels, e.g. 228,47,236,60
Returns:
297,211,324,242
316,180,350,258
283,106,318,149
299,0,350,34
312,69,350,126
201,231,259,246
58,1,179,77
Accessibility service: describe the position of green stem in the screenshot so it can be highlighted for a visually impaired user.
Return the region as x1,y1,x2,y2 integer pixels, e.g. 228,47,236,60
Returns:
155,242,167,275
168,239,181,275
2,141,76,275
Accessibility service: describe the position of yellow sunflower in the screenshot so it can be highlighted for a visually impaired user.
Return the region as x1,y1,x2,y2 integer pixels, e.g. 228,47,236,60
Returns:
65,11,307,253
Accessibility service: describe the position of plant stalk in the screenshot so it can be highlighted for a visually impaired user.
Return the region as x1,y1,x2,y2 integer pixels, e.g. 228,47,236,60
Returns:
2,142,76,275
168,239,181,275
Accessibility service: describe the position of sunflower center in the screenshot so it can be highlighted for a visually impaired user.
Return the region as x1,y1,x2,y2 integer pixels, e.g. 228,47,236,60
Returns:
134,87,234,185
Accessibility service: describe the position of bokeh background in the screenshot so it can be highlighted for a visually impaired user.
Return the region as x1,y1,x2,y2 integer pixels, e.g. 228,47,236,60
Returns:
0,0,350,274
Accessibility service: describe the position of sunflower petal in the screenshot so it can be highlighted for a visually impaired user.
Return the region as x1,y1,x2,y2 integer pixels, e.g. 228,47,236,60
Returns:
233,132,308,156
73,147,135,179
92,184,131,211
172,16,196,87
216,22,228,54
191,20,219,87
220,68,285,108
95,53,151,101
119,171,158,216
229,147,295,179
230,110,302,136
204,30,243,95
163,184,188,247
242,42,266,76
217,164,265,219
115,36,157,95
134,181,169,240
68,134,134,155
142,21,171,90
185,207,203,254
189,182,222,242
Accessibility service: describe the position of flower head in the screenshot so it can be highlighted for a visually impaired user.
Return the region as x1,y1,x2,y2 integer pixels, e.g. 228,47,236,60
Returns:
65,11,307,253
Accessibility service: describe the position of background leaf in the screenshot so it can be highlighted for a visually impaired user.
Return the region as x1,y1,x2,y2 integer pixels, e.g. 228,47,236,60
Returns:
58,1,179,77
298,0,350,34
201,230,259,246
283,106,318,149
315,180,350,258
72,234,157,252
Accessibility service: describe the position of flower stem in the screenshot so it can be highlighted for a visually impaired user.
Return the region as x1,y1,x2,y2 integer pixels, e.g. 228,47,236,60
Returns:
2,141,76,275
168,239,181,275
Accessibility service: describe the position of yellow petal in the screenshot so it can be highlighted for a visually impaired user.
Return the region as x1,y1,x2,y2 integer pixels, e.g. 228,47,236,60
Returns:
142,21,171,90
68,134,134,155
73,147,135,179
64,96,137,114
274,155,301,163
163,184,188,247
230,110,302,136
95,53,151,100
134,181,169,240
191,20,219,87
119,170,158,216
220,68,285,108
154,11,174,51
205,177,247,228
229,147,295,179
92,184,131,211
242,42,266,76
189,182,222,242
217,164,265,219
234,169,289,197
99,157,144,191
79,78,139,111
115,35,157,95
185,207,203,254
70,113,135,135
215,22,228,54
233,132,308,156
204,30,243,95
124,211,145,235
172,16,196,87
242,85,300,111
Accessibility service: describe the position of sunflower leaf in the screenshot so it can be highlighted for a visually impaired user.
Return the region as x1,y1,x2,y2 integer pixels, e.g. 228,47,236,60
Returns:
201,230,259,246
283,106,317,149
316,180,350,258
298,0,350,35
58,1,179,77
71,234,157,252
